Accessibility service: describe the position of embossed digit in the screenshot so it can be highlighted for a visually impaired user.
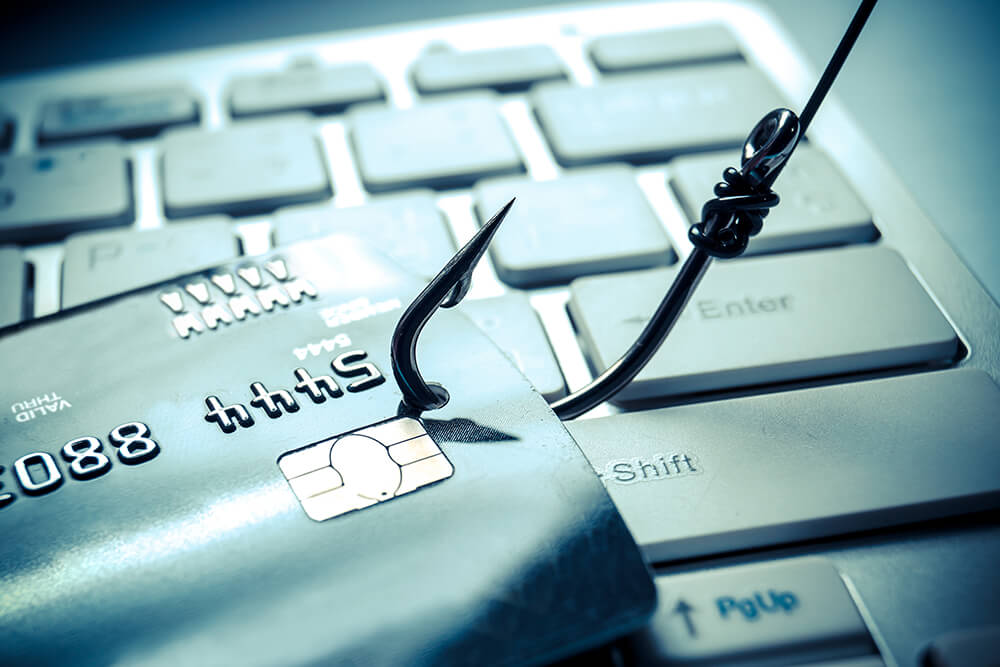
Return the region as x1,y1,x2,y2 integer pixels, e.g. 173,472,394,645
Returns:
331,350,386,393
109,422,160,465
61,436,112,480
0,466,14,509
13,452,64,496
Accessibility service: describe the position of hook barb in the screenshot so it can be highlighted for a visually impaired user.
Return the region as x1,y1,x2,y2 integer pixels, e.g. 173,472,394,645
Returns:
390,198,515,412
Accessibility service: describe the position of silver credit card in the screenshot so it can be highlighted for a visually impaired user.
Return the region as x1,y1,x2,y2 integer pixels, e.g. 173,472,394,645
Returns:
0,235,654,666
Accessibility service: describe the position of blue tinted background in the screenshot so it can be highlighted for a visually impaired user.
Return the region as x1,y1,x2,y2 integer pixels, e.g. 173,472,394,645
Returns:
3,0,997,302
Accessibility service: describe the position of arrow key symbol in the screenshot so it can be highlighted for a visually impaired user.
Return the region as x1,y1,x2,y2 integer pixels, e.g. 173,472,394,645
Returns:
673,598,697,638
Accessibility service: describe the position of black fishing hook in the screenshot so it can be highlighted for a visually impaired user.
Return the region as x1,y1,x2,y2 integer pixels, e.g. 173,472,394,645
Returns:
390,0,876,418
549,107,799,419
390,199,515,412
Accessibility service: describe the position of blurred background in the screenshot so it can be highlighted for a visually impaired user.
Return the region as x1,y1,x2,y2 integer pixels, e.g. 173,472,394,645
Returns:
3,0,997,302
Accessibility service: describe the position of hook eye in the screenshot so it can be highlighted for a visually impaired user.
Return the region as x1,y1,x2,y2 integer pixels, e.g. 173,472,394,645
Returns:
740,108,800,190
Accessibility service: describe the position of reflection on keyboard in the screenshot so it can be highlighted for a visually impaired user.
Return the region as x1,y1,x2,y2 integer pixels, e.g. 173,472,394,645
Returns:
2,3,999,665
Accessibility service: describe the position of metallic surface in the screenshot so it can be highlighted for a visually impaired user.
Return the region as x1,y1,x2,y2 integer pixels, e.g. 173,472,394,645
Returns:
0,235,655,665
2,0,995,303
1,1,996,390
2,3,999,664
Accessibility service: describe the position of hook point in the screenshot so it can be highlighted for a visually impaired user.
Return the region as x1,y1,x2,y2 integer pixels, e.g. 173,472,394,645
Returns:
390,197,516,411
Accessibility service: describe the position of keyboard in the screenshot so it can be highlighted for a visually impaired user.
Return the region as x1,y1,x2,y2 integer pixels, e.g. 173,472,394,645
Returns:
2,2,999,665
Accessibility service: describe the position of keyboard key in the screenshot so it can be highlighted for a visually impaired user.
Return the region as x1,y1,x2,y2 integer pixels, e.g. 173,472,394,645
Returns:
0,112,13,151
229,63,383,117
458,293,566,400
38,87,198,143
412,45,565,93
0,143,133,243
350,94,523,192
566,369,1000,561
924,625,1000,667
569,246,957,402
670,146,876,255
476,167,675,286
533,64,784,166
590,24,741,72
162,118,331,218
274,192,455,278
0,246,26,327
62,218,239,308
627,559,875,665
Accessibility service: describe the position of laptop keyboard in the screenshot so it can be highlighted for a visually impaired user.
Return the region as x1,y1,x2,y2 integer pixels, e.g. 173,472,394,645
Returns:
2,2,999,665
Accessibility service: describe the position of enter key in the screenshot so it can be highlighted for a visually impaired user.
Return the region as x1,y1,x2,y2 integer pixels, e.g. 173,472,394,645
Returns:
569,245,959,402
630,558,878,665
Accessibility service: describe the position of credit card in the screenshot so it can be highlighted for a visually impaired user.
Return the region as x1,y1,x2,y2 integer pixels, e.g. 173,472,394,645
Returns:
0,235,654,666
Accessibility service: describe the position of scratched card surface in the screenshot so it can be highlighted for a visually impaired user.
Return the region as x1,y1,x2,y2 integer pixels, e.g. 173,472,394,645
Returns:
0,235,654,667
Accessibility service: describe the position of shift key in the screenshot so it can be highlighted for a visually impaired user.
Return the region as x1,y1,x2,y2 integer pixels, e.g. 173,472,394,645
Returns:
566,369,1000,562
568,246,958,402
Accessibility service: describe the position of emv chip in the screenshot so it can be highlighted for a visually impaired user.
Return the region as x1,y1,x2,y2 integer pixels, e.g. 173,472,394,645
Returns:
278,417,453,521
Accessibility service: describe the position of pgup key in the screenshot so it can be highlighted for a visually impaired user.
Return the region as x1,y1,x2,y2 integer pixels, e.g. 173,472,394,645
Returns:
628,558,878,665
716,589,799,620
